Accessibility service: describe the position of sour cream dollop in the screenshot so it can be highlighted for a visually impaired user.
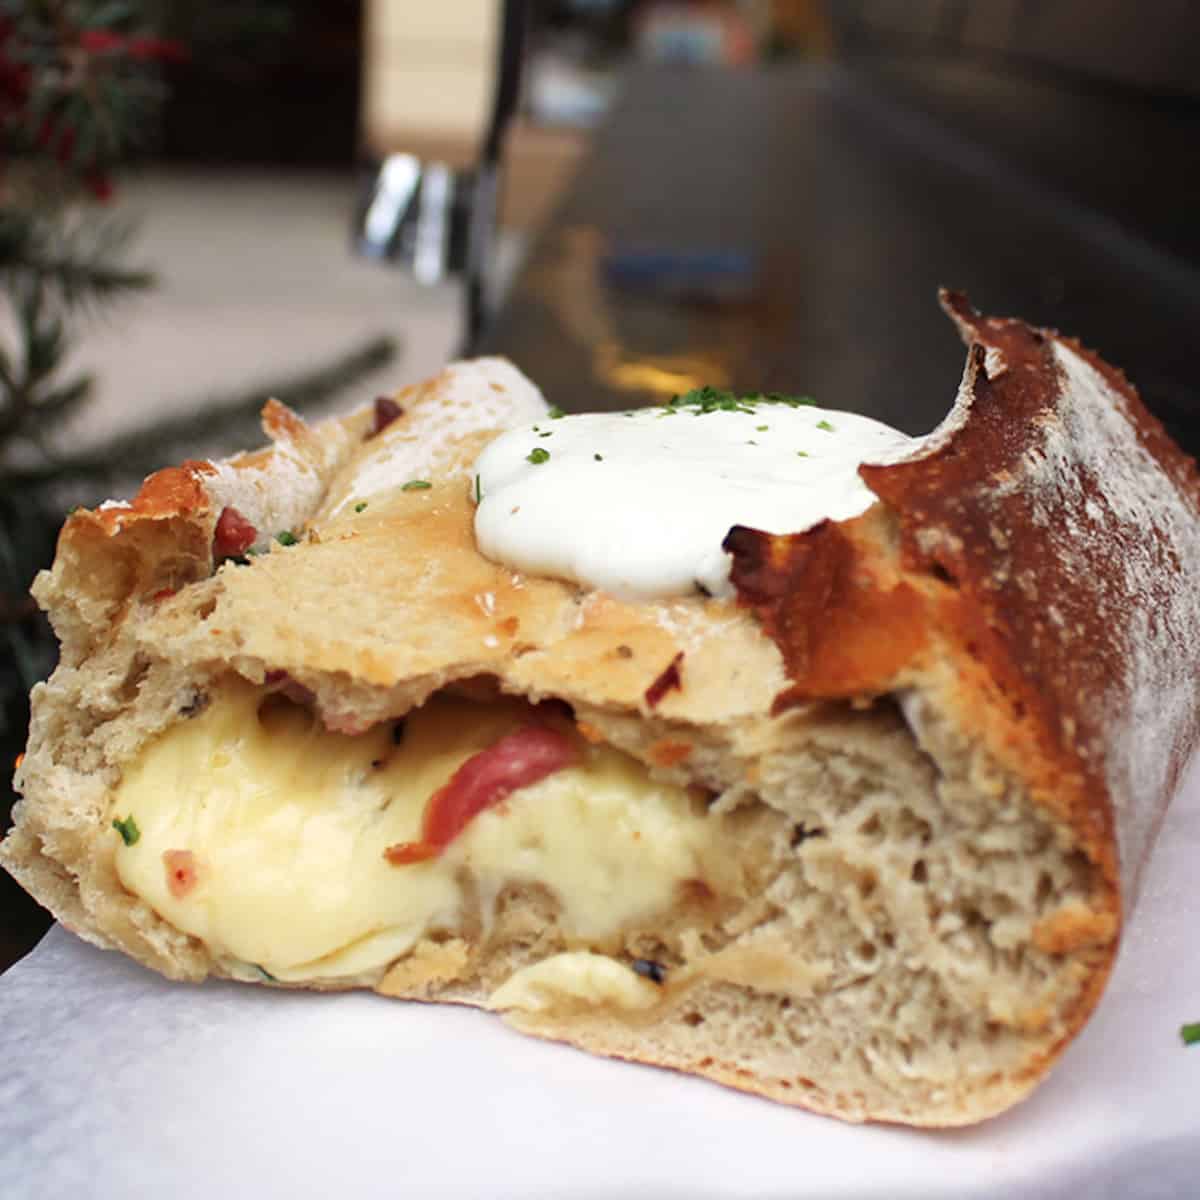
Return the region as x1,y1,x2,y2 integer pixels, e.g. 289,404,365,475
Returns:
472,400,918,600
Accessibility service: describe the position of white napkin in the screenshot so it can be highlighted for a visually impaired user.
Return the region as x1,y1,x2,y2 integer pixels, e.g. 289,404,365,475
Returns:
3,756,1198,1200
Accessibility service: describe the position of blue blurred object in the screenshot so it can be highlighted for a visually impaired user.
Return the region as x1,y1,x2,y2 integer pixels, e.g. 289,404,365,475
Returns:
601,246,759,301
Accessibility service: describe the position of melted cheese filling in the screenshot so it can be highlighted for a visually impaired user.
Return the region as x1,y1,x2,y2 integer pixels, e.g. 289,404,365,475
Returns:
489,951,663,1014
112,680,725,983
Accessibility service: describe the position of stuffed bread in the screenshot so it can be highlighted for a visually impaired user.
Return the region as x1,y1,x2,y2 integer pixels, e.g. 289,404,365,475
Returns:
4,293,1199,1126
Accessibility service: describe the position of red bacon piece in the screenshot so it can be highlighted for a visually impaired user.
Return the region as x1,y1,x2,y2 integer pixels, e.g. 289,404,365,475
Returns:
644,652,684,709
385,726,578,865
369,396,404,438
164,850,198,898
213,506,257,559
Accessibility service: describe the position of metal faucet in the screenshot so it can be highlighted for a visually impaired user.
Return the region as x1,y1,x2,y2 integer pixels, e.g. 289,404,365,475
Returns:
354,0,528,354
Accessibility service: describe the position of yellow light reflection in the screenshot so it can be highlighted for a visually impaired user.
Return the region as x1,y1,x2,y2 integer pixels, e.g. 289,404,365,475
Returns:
594,341,729,399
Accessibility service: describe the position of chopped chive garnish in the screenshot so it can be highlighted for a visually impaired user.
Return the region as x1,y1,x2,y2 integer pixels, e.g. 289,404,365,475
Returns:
276,530,299,546
527,447,550,465
548,405,565,419
538,431,552,438
594,453,603,461
750,391,816,408
474,474,483,503
666,387,817,414
1183,1022,1200,1046
817,419,835,432
354,501,368,513
756,425,768,431
112,815,140,846
402,480,432,491
796,450,810,457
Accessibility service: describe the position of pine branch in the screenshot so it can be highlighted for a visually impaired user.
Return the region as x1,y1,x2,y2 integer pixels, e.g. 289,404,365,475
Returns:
0,206,150,454
4,0,174,178
0,488,59,715
0,210,154,312
6,333,399,490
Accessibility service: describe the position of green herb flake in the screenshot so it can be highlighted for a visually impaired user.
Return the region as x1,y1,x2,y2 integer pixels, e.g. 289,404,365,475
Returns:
796,450,810,458
66,505,81,516
354,501,368,513
668,386,754,415
594,453,604,462
756,425,768,432
762,392,816,408
667,387,817,415
276,530,299,546
474,474,483,504
253,963,280,984
1182,1022,1200,1046
112,815,141,846
401,480,432,491
538,430,553,438
548,405,565,419
817,419,835,432
527,447,551,465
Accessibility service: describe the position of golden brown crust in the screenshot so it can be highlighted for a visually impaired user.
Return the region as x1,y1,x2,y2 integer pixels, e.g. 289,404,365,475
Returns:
725,512,931,705
729,293,1200,894
867,293,1200,890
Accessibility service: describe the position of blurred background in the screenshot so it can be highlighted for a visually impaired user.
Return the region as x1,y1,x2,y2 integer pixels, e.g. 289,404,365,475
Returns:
2,0,1198,964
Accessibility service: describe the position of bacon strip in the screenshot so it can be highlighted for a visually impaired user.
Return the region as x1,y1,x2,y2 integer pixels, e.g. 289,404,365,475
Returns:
213,506,257,559
385,726,578,864
644,652,684,709
164,850,198,898
369,396,404,438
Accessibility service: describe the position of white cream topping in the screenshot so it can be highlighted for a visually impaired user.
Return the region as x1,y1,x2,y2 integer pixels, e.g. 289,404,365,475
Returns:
472,401,918,599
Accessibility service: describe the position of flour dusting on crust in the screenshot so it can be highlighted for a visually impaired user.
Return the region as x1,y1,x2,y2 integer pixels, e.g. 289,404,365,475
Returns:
1041,340,1200,882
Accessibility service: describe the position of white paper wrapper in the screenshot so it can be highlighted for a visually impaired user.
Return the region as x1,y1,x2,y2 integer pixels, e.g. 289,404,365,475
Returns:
3,755,1198,1200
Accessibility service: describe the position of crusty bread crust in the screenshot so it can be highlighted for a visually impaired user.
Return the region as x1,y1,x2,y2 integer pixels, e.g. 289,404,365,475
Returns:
4,306,1199,1128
